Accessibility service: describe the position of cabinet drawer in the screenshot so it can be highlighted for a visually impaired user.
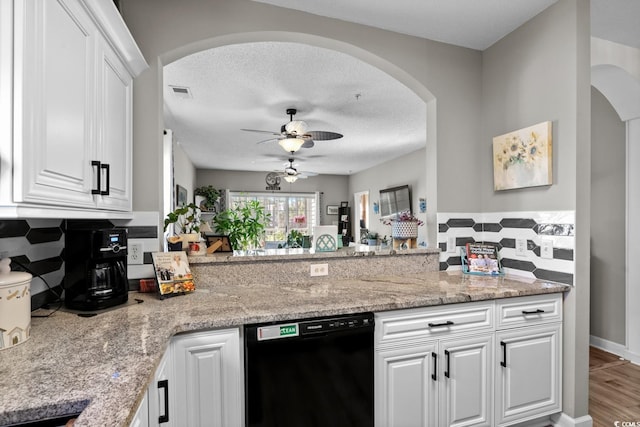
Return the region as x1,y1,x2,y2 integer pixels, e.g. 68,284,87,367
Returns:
375,301,493,345
496,293,562,329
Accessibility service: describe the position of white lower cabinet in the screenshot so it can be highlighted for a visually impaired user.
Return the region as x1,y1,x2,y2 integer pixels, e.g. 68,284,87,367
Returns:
375,293,563,427
376,334,493,427
495,299,562,426
172,328,243,427
130,327,242,427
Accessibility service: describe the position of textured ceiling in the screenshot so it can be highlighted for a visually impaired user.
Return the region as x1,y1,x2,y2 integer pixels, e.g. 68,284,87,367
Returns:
164,42,426,176
163,0,640,177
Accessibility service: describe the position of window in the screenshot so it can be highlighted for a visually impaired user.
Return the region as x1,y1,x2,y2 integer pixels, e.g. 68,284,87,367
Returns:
228,192,318,246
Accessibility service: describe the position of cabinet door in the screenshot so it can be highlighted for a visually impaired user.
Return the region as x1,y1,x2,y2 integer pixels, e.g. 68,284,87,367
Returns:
148,346,174,427
439,334,493,427
172,329,242,427
495,324,561,426
375,341,438,427
129,392,149,427
95,36,132,211
13,0,97,208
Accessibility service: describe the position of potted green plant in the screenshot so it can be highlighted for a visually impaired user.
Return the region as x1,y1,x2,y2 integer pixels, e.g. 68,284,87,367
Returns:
194,185,221,212
212,200,271,253
366,231,378,246
287,229,303,248
379,235,390,249
164,203,202,250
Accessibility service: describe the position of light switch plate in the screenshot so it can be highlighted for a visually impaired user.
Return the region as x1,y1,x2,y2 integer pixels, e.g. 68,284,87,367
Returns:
515,239,527,257
447,237,456,253
541,239,554,259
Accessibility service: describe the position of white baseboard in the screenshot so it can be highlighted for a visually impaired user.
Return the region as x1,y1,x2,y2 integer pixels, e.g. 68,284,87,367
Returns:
590,335,640,365
551,412,593,427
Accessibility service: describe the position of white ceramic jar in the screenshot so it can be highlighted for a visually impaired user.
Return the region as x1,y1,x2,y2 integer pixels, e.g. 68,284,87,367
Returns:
0,271,32,350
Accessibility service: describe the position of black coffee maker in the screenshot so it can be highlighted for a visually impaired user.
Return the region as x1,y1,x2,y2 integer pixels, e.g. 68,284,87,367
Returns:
65,226,128,310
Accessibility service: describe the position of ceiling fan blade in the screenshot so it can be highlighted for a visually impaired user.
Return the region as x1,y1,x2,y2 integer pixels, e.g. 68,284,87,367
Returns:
301,139,315,148
299,171,318,177
256,137,279,145
306,131,343,140
241,128,281,136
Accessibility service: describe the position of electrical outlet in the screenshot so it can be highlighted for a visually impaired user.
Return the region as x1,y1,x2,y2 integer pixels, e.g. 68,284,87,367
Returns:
515,238,528,257
447,237,456,253
310,263,328,277
128,243,144,265
541,239,554,259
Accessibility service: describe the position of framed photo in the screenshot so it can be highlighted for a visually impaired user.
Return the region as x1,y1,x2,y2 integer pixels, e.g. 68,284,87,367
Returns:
206,235,233,252
493,121,552,191
176,185,188,208
340,201,349,207
326,205,339,215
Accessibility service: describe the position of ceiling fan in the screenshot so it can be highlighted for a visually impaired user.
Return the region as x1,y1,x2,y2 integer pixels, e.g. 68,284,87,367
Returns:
242,108,343,153
269,157,318,183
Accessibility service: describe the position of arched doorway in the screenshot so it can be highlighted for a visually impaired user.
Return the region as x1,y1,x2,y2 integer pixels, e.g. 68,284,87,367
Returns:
158,31,439,244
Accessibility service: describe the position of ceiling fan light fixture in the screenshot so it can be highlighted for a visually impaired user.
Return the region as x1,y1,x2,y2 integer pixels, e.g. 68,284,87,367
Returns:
285,120,308,135
278,137,304,153
283,175,298,183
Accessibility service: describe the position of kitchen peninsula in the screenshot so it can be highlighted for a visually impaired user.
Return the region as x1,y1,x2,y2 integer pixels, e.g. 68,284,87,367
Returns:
0,249,570,426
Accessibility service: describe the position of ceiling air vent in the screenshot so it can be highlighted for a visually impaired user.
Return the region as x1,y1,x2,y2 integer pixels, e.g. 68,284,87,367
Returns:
169,85,192,99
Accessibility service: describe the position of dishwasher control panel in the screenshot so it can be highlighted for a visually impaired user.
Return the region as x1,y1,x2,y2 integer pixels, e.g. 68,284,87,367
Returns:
254,313,374,341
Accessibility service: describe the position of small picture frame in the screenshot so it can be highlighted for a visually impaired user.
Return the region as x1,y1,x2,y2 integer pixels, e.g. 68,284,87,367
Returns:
340,201,349,207
176,185,187,208
326,205,339,215
206,235,233,252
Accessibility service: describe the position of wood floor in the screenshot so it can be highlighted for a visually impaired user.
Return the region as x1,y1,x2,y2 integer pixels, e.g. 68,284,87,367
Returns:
590,346,640,427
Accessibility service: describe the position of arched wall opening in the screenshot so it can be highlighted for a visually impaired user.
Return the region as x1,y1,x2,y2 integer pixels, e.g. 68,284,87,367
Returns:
157,31,439,245
591,62,640,363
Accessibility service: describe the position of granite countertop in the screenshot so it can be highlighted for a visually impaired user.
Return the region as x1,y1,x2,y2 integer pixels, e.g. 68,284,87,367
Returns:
0,271,570,427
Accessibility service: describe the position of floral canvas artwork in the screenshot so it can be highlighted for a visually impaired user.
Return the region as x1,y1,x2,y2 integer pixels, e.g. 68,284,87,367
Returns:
493,121,552,191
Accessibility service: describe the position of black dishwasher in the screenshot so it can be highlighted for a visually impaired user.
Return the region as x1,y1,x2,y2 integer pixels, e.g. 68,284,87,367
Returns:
244,312,374,427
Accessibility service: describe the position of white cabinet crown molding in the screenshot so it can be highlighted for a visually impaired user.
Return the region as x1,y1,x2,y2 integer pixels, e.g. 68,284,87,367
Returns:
82,0,148,77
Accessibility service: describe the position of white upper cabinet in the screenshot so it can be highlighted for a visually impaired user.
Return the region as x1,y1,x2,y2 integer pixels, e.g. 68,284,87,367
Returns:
0,0,147,218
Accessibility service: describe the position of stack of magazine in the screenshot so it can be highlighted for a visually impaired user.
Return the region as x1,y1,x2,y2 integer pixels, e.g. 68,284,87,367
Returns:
461,243,503,275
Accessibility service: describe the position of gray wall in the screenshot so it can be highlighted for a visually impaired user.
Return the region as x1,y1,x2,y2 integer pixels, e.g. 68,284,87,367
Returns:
122,0,590,420
173,139,196,205
590,86,626,345
196,169,349,226
479,0,591,419
349,148,428,244
121,0,483,219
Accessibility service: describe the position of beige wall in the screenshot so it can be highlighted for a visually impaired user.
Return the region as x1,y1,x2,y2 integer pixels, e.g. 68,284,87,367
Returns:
172,139,196,205
590,87,626,345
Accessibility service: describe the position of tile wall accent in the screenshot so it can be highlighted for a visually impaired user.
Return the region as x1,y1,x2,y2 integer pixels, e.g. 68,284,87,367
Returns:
0,213,160,309
437,211,575,285
0,219,65,310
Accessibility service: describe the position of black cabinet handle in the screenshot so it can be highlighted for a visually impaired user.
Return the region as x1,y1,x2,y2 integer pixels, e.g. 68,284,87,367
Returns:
431,352,437,381
500,341,507,367
428,320,454,328
91,161,101,195
100,163,110,195
158,379,169,423
522,309,545,314
444,349,450,378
